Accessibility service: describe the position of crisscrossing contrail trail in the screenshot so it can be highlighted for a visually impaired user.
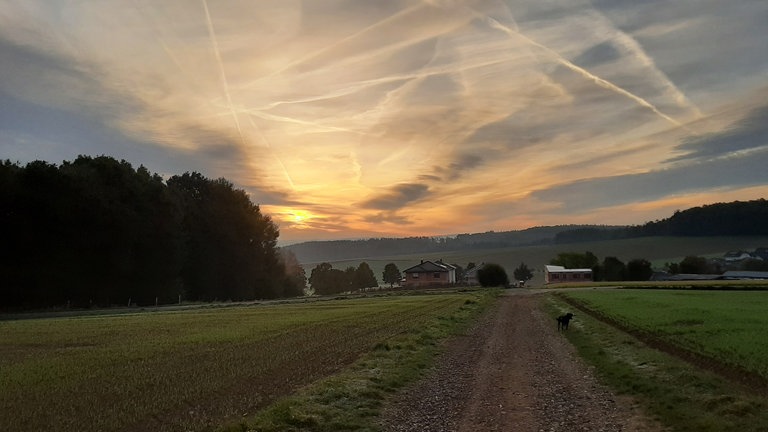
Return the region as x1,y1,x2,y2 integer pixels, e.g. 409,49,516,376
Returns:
483,16,685,128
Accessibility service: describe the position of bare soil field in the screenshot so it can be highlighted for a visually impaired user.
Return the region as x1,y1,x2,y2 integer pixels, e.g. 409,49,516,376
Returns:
380,290,665,432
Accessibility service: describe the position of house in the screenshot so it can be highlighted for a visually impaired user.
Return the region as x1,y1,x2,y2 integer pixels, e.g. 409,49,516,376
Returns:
544,265,593,284
403,260,456,288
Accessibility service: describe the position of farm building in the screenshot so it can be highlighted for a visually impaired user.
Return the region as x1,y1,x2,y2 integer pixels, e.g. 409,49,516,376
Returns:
403,260,457,288
720,271,768,280
544,265,593,284
464,266,480,286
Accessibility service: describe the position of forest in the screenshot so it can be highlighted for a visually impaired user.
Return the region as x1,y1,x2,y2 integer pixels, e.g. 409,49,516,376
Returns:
553,199,768,243
0,156,305,310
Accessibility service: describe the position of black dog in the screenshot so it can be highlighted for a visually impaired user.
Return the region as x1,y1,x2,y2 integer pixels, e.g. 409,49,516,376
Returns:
557,313,574,331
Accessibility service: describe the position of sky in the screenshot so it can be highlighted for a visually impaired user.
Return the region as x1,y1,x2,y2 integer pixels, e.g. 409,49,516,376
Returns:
1,0,767,244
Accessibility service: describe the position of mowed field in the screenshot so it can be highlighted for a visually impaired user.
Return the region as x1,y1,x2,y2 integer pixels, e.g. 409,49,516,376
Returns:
560,289,768,383
0,293,477,432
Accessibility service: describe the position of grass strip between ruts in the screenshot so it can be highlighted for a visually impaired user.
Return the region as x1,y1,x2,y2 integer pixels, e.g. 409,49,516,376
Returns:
223,289,501,432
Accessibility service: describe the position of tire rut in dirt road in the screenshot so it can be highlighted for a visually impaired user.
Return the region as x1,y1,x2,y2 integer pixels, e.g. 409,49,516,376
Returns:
380,291,663,432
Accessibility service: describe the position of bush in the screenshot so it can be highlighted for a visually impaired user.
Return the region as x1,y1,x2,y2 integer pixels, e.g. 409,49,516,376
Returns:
477,263,509,288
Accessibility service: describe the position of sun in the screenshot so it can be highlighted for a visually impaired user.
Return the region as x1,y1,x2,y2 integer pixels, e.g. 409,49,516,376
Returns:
289,209,313,225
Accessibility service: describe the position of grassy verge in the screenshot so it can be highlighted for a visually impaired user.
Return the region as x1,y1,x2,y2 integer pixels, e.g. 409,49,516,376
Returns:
542,280,768,290
546,294,768,432
224,289,501,432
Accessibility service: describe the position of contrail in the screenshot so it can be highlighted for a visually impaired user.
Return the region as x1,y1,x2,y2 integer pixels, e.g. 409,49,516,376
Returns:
202,0,245,143
584,8,701,118
483,15,685,128
246,114,296,190
244,108,364,134
243,4,428,89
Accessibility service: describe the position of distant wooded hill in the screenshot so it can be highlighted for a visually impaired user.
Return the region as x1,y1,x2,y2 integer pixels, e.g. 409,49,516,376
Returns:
287,199,768,263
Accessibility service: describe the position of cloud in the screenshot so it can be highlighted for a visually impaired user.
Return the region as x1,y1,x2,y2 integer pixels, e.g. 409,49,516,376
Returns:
531,104,768,212
572,41,621,67
361,211,413,225
360,183,430,210
670,105,768,162
431,153,485,181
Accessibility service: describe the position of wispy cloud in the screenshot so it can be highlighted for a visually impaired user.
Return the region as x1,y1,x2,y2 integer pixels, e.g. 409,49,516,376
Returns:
671,105,768,162
1,0,766,242
531,101,768,212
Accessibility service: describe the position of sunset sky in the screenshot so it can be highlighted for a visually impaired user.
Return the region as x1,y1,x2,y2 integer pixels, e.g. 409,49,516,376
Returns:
2,0,767,244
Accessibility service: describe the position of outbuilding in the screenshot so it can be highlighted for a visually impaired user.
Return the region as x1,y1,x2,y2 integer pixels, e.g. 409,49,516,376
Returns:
544,265,593,284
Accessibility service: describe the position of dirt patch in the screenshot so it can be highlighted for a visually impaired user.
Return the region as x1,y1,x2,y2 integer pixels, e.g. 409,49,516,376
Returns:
380,291,664,431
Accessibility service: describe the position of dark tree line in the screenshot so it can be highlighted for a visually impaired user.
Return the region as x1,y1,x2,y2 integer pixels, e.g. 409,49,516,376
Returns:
1,156,304,310
550,251,653,281
308,262,378,295
555,199,768,243
663,254,768,275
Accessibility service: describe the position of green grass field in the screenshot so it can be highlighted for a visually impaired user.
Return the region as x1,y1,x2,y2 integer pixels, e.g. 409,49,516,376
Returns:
0,292,486,432
560,289,768,380
548,290,768,431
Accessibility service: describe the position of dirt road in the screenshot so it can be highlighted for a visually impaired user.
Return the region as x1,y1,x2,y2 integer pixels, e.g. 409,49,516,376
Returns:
380,291,663,432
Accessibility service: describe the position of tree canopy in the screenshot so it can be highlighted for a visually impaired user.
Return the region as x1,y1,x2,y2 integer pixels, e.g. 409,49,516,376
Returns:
1,156,304,310
477,263,509,288
550,251,599,269
382,263,402,288
513,262,533,283
309,262,378,295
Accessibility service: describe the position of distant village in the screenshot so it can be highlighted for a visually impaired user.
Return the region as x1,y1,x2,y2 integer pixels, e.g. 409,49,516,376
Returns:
651,247,768,282
397,247,768,289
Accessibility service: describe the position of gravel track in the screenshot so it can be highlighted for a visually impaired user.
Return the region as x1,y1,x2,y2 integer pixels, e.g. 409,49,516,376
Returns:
380,291,665,432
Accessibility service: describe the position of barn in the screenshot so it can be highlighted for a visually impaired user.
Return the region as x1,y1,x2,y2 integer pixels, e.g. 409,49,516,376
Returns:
544,265,593,284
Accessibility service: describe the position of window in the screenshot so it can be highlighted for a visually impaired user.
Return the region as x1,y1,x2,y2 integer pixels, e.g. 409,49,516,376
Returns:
412,273,419,279
433,272,441,278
